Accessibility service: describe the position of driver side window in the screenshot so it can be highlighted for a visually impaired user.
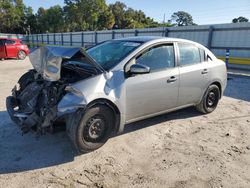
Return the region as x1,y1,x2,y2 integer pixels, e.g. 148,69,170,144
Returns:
5,39,15,45
136,44,175,72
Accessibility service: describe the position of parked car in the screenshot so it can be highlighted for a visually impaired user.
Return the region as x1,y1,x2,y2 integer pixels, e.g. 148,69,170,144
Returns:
0,38,29,60
6,37,227,153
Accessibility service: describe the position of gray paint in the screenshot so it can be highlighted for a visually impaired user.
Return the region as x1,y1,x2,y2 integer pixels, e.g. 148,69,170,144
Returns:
56,37,227,133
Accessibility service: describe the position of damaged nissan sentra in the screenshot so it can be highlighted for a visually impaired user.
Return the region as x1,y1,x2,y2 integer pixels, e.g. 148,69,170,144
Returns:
6,37,227,153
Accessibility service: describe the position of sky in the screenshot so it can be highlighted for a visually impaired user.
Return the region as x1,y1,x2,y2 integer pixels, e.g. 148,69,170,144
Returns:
23,0,250,25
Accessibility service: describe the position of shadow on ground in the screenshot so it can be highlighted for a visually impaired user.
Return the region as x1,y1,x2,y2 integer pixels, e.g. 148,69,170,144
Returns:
123,107,200,135
0,106,202,174
0,111,75,174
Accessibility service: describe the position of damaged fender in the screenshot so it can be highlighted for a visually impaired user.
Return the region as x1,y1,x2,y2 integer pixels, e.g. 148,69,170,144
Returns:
57,86,87,116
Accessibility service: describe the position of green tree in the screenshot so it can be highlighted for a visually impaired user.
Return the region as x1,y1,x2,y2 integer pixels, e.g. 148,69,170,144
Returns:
0,0,36,33
109,1,126,28
97,8,115,30
232,16,248,23
109,2,158,29
170,11,196,26
0,0,21,33
36,7,48,33
64,0,114,31
24,6,37,34
0,0,164,34
45,5,65,33
35,6,65,33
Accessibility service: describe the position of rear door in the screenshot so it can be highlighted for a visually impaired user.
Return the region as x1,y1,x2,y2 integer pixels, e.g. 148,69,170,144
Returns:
177,43,210,106
5,39,18,57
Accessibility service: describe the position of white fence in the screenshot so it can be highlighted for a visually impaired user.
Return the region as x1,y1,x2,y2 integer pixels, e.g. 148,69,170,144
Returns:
12,22,250,59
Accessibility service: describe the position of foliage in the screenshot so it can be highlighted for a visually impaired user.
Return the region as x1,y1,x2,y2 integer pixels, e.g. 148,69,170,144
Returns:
232,16,249,23
170,11,196,26
0,0,197,34
64,0,115,31
109,1,158,29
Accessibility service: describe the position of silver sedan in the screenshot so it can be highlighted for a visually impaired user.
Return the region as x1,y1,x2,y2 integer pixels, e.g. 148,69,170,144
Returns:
6,36,227,153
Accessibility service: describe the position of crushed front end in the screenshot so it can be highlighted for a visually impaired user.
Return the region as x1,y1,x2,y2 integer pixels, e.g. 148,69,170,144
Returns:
6,46,102,134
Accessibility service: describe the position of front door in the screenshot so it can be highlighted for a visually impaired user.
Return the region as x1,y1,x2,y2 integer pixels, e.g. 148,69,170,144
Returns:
125,43,179,122
5,39,18,58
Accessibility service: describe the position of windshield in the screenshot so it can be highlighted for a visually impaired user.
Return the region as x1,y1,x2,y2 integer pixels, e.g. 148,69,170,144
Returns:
87,40,142,71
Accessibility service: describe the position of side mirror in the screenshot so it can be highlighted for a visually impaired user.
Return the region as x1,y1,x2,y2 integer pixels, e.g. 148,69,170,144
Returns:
129,64,150,74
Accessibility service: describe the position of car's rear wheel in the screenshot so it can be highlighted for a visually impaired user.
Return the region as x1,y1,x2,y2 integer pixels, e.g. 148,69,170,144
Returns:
196,84,220,114
17,50,26,60
67,105,115,153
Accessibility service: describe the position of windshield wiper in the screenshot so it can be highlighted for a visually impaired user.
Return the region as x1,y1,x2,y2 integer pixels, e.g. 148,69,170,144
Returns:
80,48,106,73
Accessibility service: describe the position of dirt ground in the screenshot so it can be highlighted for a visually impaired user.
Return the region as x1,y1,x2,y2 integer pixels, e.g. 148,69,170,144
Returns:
0,59,250,188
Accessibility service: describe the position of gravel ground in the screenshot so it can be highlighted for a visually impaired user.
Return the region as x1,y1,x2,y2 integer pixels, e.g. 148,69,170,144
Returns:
0,59,250,188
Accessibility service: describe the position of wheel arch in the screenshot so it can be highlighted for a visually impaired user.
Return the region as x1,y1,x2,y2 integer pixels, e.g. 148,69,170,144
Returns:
86,98,121,133
198,80,223,105
210,81,222,98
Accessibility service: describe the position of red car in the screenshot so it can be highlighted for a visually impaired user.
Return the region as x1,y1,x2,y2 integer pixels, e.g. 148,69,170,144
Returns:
0,38,29,60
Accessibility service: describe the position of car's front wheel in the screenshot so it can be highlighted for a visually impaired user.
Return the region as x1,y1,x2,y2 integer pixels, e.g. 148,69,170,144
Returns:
67,105,115,153
196,84,220,114
17,50,26,60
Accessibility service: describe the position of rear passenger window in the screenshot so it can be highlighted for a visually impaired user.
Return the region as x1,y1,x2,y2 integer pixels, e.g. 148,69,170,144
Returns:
178,43,201,66
199,49,206,62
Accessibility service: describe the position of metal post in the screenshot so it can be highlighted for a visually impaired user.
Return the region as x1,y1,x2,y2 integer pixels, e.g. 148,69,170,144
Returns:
81,32,84,47
41,34,44,45
61,33,64,46
95,32,98,45
53,33,56,45
36,35,38,47
47,34,49,45
70,33,73,46
207,26,214,49
31,35,34,47
26,35,29,46
225,49,230,69
165,28,169,37
112,30,115,39
135,30,139,36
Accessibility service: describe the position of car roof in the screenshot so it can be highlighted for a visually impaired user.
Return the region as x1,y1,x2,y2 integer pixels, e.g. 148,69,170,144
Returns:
0,38,21,41
114,36,165,43
114,36,201,45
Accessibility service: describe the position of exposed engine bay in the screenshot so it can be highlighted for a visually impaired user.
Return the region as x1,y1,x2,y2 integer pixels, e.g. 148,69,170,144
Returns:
6,46,102,134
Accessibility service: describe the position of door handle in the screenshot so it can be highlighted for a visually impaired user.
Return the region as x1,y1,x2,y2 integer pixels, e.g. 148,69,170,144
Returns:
167,76,177,83
201,69,209,74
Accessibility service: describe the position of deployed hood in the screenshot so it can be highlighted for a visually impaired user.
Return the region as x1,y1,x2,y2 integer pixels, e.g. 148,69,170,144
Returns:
29,46,104,82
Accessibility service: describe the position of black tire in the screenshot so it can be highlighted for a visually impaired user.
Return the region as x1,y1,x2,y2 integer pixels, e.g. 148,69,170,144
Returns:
67,105,115,153
18,70,35,89
196,84,220,114
17,50,26,60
